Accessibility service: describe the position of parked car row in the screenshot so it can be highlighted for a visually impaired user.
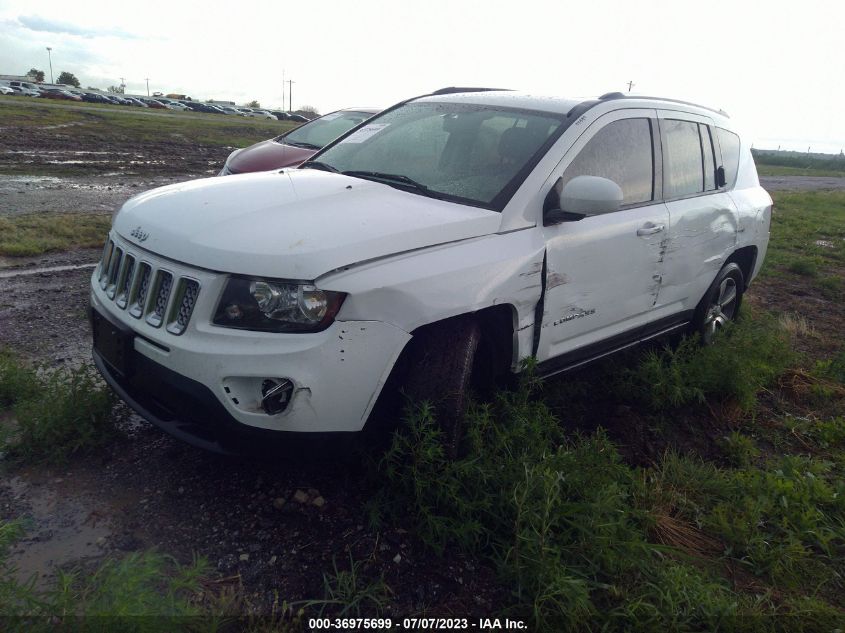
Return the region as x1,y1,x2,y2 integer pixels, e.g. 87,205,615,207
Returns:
0,80,311,121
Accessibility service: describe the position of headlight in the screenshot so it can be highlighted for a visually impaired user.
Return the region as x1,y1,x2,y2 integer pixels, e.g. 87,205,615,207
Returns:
213,277,346,333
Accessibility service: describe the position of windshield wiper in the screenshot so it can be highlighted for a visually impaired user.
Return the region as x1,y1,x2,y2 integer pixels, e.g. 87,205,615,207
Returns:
285,140,321,150
341,171,438,198
300,160,339,173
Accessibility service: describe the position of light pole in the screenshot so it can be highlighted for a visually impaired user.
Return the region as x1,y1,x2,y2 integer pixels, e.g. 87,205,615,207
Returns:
46,47,53,83
145,78,150,96
119,77,125,94
288,79,295,112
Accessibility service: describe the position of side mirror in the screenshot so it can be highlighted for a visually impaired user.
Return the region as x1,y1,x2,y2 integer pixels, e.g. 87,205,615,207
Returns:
716,166,727,188
544,175,624,225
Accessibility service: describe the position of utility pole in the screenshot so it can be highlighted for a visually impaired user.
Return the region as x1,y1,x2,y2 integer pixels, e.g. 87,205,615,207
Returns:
282,69,285,111
46,47,53,83
119,77,125,93
626,80,635,92
288,79,295,111
145,78,150,96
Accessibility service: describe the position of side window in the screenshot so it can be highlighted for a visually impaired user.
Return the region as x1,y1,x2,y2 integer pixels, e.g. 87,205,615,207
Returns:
561,118,654,208
716,128,741,189
662,119,704,198
700,124,716,191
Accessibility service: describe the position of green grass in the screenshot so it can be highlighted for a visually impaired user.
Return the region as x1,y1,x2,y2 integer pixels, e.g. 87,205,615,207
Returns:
764,191,845,302
370,345,845,630
0,525,217,632
0,213,111,256
754,150,845,177
300,554,392,618
757,164,845,178
618,313,793,412
0,351,118,463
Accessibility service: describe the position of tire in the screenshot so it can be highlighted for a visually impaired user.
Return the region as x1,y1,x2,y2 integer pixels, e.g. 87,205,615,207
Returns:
692,262,744,345
403,317,482,459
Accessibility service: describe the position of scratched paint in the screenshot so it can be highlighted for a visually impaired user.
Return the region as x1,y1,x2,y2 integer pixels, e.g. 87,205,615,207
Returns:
547,272,570,289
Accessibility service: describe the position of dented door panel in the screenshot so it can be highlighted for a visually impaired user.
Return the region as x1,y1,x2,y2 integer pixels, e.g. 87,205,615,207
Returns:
537,204,670,362
657,192,738,314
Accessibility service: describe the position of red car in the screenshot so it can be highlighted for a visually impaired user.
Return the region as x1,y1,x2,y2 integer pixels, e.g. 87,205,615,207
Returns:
138,98,169,109
219,107,379,175
40,88,82,101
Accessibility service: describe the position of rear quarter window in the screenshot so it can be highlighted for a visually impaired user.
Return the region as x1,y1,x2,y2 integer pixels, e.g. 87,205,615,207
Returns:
716,128,741,189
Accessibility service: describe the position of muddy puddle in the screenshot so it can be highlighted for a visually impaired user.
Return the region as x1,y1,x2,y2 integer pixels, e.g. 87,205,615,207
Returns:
0,263,97,279
4,473,117,588
0,173,204,216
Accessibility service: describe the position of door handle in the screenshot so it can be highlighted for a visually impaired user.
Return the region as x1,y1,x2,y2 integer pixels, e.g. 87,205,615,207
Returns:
636,224,665,236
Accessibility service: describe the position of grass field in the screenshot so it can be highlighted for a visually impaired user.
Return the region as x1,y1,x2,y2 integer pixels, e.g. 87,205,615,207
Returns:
756,164,845,178
0,213,111,256
0,99,297,176
763,191,845,300
0,98,294,148
754,149,845,178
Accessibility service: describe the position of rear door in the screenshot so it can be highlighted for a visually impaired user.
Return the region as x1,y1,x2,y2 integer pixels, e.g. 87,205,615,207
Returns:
653,111,738,319
536,110,670,366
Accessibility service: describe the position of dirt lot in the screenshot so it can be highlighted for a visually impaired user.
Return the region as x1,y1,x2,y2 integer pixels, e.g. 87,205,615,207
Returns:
1,115,844,619
0,174,195,217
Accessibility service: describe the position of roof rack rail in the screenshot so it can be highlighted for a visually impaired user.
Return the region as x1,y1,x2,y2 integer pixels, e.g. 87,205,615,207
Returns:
430,86,510,95
594,92,729,117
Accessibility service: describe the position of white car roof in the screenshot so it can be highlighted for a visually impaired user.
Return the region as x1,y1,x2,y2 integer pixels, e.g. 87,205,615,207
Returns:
414,90,730,124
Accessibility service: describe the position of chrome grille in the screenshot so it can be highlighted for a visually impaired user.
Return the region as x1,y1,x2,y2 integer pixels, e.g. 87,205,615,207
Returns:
105,248,123,299
115,255,135,309
129,263,152,319
98,238,201,334
146,271,173,327
99,239,114,288
166,279,200,335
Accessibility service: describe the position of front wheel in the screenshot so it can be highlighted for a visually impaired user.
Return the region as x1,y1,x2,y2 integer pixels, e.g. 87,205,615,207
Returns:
693,263,744,345
402,317,482,459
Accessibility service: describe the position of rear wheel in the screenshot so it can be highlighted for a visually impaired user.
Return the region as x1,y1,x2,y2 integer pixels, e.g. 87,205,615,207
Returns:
403,317,482,459
693,263,744,345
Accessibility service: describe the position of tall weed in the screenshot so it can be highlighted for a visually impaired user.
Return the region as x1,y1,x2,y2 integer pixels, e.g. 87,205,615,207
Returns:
0,522,213,632
0,351,118,463
621,314,792,412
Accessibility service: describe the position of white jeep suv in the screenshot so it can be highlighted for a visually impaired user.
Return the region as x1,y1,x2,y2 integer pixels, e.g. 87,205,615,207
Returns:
90,89,771,454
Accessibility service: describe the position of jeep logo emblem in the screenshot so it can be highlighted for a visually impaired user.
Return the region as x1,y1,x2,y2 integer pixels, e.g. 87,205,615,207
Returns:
130,226,149,242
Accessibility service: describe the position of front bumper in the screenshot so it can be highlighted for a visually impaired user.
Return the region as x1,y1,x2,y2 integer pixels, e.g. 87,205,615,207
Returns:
93,334,361,455
90,234,411,452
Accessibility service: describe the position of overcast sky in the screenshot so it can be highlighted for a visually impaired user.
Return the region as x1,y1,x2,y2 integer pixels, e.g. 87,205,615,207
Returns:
1,0,843,153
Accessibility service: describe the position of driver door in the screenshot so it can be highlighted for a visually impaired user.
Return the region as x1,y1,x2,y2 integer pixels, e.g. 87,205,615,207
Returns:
536,110,669,367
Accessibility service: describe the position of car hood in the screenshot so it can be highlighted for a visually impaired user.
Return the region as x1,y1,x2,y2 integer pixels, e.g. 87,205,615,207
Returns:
227,139,314,173
113,170,502,279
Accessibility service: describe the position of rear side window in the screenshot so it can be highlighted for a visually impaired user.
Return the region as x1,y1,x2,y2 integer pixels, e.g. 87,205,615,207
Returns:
716,128,741,189
561,117,654,208
662,119,704,198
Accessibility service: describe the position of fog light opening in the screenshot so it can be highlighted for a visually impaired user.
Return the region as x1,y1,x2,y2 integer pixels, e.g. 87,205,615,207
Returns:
261,378,294,415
